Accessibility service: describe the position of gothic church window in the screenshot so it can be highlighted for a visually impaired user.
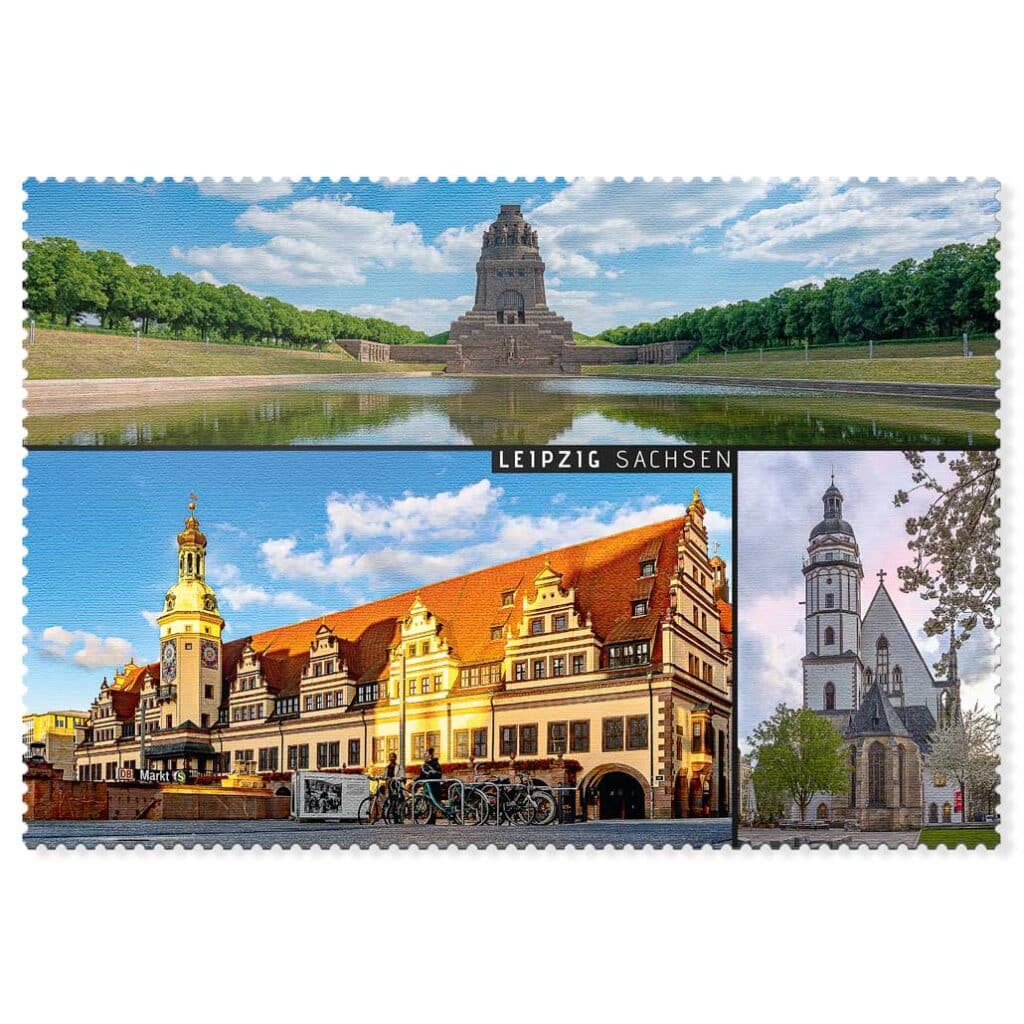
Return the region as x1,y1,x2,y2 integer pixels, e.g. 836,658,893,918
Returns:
897,746,905,804
875,636,890,684
868,741,886,807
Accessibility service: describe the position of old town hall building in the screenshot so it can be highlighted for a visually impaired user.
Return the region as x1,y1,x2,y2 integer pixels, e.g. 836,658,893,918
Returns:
800,478,960,829
74,492,733,819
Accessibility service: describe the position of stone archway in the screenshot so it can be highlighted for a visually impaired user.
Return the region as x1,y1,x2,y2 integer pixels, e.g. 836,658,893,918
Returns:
580,764,650,821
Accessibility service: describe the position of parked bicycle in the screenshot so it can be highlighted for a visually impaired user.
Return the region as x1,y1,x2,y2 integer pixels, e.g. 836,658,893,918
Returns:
358,775,409,824
412,777,487,825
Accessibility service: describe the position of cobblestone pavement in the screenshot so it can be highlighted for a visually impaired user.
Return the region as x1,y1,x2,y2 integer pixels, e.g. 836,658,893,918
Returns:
738,827,920,849
24,817,733,849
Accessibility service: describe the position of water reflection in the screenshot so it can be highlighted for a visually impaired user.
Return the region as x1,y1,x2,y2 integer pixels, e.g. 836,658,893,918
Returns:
25,376,997,448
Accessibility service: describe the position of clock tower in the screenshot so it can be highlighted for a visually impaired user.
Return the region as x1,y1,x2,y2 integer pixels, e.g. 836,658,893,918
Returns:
155,494,224,730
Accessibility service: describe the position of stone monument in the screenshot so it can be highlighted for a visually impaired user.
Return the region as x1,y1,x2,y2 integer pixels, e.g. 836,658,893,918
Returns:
447,205,579,374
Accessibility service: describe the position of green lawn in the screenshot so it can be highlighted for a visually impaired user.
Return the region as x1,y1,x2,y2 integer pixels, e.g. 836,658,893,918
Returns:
584,355,998,387
25,329,441,379
918,827,999,849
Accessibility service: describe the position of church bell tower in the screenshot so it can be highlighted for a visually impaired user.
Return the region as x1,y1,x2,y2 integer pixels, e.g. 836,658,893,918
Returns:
154,494,224,730
802,477,864,711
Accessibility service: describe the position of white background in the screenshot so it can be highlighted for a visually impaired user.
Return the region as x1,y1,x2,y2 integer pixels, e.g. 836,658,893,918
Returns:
0,2,1018,1022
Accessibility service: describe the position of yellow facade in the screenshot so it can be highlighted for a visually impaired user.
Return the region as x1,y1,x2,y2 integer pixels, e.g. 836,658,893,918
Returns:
75,492,734,818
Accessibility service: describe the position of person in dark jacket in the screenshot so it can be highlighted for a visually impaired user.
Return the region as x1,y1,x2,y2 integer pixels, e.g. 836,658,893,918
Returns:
419,748,442,823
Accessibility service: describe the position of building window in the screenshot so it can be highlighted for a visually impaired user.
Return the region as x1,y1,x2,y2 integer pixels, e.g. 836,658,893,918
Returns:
287,744,309,770
572,654,585,675
867,741,886,807
942,802,952,823
454,730,469,759
875,636,890,685
553,614,568,632
825,593,835,609
258,747,278,772
929,802,938,823
547,721,568,755
602,717,624,752
412,733,426,762
533,659,547,680
552,656,565,677
607,641,650,669
519,724,538,756
500,725,517,758
471,728,488,759
348,738,361,767
823,626,835,646
514,661,527,682
502,590,515,607
824,681,836,710
632,599,649,617
356,683,379,704
640,559,656,577
530,618,544,636
491,625,504,641
626,716,648,750
204,685,214,699
570,720,590,753
317,741,340,769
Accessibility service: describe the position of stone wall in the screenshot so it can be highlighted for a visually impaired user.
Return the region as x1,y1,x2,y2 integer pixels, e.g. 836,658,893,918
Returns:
23,776,108,820
389,344,458,364
575,340,697,365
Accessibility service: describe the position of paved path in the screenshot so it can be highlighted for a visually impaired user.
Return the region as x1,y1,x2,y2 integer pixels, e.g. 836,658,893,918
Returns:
738,827,919,848
24,817,732,849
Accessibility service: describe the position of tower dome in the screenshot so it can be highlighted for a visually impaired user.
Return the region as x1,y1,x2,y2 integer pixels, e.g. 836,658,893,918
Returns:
810,476,855,540
162,493,220,616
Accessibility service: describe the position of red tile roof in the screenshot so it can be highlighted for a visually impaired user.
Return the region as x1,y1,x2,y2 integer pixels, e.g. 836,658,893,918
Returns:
106,516,731,715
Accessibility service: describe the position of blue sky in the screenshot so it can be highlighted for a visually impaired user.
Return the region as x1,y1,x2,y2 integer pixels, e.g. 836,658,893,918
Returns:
24,178,999,335
24,450,732,711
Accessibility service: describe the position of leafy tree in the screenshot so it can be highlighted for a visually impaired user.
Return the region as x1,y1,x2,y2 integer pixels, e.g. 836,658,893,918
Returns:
926,704,999,823
24,237,106,326
747,705,849,822
894,451,999,679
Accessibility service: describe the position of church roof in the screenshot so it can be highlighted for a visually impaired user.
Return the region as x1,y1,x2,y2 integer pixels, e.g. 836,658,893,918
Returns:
862,582,936,685
894,705,937,752
809,517,855,540
717,598,733,651
848,681,910,738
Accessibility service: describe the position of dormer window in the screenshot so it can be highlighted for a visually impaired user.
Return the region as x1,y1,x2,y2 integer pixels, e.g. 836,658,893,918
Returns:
640,560,656,577
502,590,515,607
490,626,503,641
632,599,649,617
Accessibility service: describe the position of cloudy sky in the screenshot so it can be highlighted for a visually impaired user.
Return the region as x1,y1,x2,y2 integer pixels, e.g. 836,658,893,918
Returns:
24,450,731,711
24,178,999,335
738,451,999,747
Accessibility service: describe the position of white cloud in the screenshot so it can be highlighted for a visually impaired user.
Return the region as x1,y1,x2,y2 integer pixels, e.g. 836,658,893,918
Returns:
178,195,450,287
196,179,295,203
260,482,730,592
350,294,474,333
39,625,135,671
140,609,161,629
219,583,319,613
721,179,998,269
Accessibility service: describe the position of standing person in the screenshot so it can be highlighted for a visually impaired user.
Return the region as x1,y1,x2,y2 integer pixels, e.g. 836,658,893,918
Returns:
419,747,442,824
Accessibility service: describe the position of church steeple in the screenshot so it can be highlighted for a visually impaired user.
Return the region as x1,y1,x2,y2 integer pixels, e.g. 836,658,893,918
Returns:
177,492,207,582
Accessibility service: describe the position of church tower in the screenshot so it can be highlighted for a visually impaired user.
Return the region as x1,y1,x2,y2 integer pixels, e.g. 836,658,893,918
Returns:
154,494,224,731
802,476,864,711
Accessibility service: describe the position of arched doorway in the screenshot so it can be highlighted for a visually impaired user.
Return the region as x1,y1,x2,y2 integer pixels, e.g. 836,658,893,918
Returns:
496,289,525,324
595,771,645,819
928,802,938,823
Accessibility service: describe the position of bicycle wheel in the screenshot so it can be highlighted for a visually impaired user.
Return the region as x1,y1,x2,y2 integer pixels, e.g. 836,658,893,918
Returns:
357,796,373,824
507,791,535,826
531,790,558,826
462,788,487,826
412,793,434,825
385,794,408,824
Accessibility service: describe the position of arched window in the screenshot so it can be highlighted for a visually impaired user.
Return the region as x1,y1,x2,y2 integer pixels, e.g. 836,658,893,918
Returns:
892,665,903,692
928,802,938,823
816,802,829,820
495,289,525,324
824,681,836,710
823,626,835,646
942,802,952,823
187,552,193,575
868,741,886,807
864,667,873,686
875,636,890,685
896,746,905,805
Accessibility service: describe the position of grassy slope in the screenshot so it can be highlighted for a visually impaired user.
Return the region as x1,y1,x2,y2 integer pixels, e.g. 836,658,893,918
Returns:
584,355,998,386
25,329,441,379
917,828,999,849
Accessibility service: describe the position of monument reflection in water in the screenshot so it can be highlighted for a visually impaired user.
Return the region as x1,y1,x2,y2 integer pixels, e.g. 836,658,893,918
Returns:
25,376,998,449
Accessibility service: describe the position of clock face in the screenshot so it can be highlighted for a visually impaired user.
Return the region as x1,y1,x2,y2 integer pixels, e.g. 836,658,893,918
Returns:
201,639,219,669
161,639,177,682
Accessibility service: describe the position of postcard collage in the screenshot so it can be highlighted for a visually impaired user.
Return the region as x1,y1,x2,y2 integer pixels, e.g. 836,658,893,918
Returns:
21,178,1000,849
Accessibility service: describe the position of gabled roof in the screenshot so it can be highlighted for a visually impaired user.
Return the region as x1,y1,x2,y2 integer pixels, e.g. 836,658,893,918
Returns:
863,582,935,685
848,681,910,738
895,705,937,752
718,599,733,651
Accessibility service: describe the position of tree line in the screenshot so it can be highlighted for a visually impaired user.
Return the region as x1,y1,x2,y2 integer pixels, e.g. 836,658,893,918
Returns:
598,239,999,351
23,237,429,347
